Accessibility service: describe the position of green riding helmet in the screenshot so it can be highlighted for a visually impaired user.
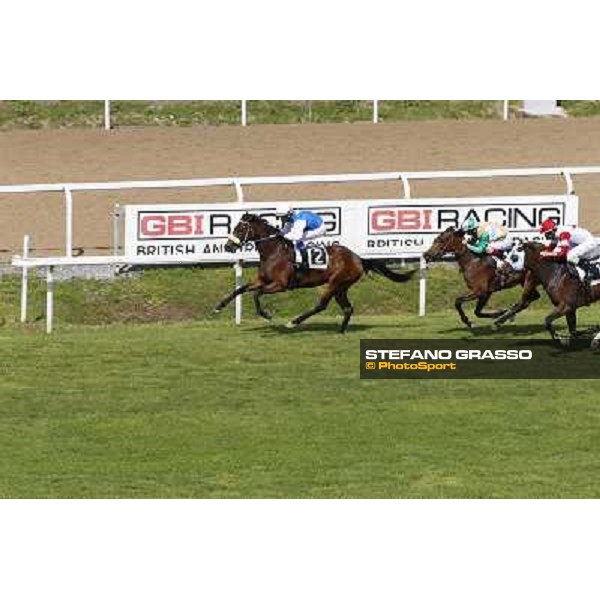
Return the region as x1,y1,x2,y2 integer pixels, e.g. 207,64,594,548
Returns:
463,217,479,233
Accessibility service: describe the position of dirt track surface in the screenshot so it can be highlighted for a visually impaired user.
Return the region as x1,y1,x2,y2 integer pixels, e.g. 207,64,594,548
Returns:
2,118,600,259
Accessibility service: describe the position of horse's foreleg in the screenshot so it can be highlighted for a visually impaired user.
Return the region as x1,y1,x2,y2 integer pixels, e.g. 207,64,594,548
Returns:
214,278,268,313
455,291,479,329
214,282,251,312
253,281,288,320
473,293,506,319
286,286,335,329
545,303,571,343
253,290,272,320
493,276,541,329
566,309,578,338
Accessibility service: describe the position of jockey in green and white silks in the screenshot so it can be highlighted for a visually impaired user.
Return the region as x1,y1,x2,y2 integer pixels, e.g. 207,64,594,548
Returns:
463,217,519,281
463,217,514,257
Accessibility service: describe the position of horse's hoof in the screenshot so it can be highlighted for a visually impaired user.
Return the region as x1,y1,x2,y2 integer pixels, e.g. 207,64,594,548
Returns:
213,307,222,314
559,336,571,348
591,331,600,350
259,310,273,321
492,322,501,331
285,320,298,329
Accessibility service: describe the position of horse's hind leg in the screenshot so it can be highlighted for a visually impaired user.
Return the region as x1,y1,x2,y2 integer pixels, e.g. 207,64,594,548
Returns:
493,275,541,329
474,293,506,319
286,286,334,329
334,286,354,334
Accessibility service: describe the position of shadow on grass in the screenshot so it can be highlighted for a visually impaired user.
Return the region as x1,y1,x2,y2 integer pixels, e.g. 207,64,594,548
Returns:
438,323,551,337
244,322,385,336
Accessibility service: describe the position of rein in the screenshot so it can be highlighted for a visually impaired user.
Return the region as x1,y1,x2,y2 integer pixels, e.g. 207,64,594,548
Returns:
228,218,285,248
253,233,281,244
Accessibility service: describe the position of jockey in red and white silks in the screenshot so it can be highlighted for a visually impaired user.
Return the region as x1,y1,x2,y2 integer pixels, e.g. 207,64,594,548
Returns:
539,219,600,265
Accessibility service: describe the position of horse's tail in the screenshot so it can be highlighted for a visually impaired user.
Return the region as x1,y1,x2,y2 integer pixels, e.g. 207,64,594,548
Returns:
361,259,416,283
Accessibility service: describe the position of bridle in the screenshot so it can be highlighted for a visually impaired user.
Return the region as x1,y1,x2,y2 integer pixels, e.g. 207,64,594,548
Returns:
227,219,252,247
227,218,280,247
427,231,466,260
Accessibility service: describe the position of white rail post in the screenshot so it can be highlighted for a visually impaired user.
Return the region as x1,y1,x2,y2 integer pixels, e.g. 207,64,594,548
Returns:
562,169,575,195
46,266,54,334
233,179,244,203
400,174,412,199
20,234,30,323
419,255,427,317
104,100,111,130
373,100,379,124
503,100,509,121
233,178,244,324
64,186,73,257
241,100,248,126
113,203,121,256
234,261,243,325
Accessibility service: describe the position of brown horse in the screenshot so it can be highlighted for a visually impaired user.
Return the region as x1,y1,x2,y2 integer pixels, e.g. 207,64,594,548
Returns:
492,241,600,342
214,213,414,332
423,227,529,329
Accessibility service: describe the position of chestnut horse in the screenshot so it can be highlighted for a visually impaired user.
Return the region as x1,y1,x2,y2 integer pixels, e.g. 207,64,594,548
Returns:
423,227,529,329
214,213,414,333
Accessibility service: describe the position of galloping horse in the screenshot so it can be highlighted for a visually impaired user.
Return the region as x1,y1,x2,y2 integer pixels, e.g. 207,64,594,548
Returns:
214,213,414,333
423,227,528,329
492,241,600,342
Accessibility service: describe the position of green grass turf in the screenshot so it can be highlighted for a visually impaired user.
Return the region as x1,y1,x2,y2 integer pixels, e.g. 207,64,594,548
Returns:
0,100,507,130
1,302,599,498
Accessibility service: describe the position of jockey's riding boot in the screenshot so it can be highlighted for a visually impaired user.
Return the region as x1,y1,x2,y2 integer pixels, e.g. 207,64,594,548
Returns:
299,247,309,271
582,264,593,304
580,259,590,278
293,242,308,271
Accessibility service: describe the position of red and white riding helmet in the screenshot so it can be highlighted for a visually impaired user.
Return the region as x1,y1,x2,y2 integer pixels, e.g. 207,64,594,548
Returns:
539,218,558,234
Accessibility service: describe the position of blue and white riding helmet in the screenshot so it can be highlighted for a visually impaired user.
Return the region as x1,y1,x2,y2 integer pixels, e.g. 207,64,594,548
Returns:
274,204,294,219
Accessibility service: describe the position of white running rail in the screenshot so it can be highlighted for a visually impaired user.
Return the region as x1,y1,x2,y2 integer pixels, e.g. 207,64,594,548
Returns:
5,165,599,333
0,165,593,257
10,252,426,334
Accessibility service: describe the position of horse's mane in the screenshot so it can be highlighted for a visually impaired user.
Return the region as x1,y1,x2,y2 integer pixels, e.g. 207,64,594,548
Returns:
243,213,294,251
445,226,465,238
523,240,545,251
244,213,280,235
522,240,579,282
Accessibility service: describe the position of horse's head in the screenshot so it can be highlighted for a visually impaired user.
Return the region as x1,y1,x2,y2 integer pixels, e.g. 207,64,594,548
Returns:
224,213,276,252
423,227,465,262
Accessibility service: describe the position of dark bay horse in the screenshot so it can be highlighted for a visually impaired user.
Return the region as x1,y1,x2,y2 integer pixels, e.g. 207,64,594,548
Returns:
214,213,415,333
492,241,600,342
423,227,529,329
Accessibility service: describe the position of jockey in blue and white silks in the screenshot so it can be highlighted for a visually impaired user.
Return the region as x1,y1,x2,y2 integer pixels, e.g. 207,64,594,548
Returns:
275,204,328,249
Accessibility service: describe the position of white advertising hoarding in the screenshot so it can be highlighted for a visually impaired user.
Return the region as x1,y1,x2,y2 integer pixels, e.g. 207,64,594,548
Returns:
124,195,579,262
